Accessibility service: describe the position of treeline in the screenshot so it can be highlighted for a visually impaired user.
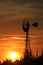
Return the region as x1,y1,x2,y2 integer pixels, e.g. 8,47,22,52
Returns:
0,52,43,65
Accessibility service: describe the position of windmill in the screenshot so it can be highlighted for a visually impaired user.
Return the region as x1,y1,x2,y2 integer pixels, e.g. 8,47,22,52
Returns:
22,18,38,60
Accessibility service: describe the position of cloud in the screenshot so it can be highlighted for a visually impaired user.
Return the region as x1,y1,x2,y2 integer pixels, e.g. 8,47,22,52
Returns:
0,0,43,4
14,0,43,4
0,35,25,41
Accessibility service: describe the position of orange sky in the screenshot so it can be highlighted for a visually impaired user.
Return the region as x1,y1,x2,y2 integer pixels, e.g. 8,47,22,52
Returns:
0,1,43,63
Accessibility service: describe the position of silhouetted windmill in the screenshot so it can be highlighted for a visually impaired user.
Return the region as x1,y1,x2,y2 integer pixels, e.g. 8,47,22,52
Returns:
22,18,38,60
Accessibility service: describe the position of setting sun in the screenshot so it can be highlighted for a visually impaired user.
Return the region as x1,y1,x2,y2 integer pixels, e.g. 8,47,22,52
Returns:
8,52,21,62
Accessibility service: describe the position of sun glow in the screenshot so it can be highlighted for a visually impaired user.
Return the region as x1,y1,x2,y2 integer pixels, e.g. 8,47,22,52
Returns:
8,52,21,62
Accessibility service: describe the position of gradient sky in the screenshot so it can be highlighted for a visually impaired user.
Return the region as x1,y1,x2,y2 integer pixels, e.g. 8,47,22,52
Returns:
0,0,43,62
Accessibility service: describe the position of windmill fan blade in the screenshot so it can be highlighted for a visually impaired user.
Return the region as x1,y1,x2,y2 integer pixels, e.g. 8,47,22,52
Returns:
32,22,38,27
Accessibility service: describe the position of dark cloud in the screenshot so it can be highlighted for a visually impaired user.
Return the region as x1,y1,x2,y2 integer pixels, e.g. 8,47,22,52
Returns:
0,0,43,4
14,0,43,4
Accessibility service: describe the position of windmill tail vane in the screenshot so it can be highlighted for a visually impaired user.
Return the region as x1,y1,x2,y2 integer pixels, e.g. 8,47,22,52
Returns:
32,22,38,27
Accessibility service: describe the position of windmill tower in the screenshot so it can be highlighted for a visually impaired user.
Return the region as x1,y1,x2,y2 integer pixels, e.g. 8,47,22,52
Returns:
22,19,38,60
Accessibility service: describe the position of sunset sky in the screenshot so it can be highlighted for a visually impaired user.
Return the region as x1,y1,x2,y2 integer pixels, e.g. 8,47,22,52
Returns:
0,0,43,63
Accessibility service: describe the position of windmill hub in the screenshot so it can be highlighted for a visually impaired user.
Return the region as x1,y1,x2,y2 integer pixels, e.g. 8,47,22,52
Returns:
23,20,30,32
